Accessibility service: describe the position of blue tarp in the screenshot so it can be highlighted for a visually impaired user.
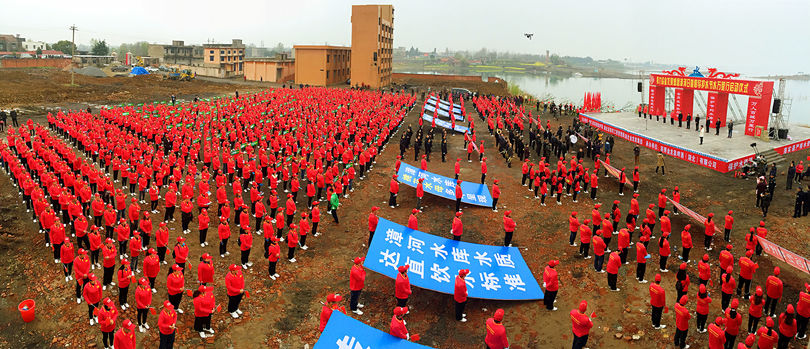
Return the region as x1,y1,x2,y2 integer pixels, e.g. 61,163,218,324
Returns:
423,104,464,121
396,161,491,206
316,311,434,349
426,96,463,112
130,67,149,75
421,114,468,133
365,217,544,300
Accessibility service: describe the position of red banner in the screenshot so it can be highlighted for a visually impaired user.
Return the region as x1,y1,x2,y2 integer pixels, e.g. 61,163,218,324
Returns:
746,97,763,136
579,113,736,173
666,198,722,235
651,75,766,97
773,138,810,155
674,89,683,114
757,238,810,274
706,92,718,125
598,159,621,179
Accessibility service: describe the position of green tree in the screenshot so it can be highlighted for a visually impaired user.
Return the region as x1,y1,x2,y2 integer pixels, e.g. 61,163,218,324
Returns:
91,39,110,56
51,40,76,55
35,48,43,56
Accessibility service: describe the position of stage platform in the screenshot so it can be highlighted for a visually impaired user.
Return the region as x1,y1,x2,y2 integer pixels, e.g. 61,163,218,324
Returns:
579,112,810,173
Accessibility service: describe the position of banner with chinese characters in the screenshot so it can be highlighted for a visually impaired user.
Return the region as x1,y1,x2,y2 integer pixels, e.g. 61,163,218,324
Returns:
426,96,463,114
423,104,465,121
756,237,810,274
396,162,491,207
315,311,434,349
421,114,469,133
365,217,543,300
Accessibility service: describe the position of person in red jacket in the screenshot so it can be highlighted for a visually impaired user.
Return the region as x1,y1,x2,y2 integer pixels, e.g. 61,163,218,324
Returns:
166,264,185,313
390,306,410,340
267,236,281,280
568,212,580,247
778,305,797,348
491,179,500,211
450,211,463,241
579,219,592,258
218,217,231,258
287,223,299,262
765,267,783,317
158,300,177,348
319,294,336,332
454,179,463,212
543,260,560,311
674,295,691,348
797,283,810,339
389,175,399,208
83,273,102,325
350,257,366,315
480,157,488,184
116,252,135,305
649,273,667,329
636,241,649,283
408,209,419,230
709,317,727,349
415,177,424,211
704,213,716,251
719,244,735,285
593,234,607,273
225,264,246,318
198,208,210,247
395,265,412,307
571,300,593,349
454,269,470,322
747,287,766,334
193,285,215,338
368,206,379,247
238,230,253,269
74,248,90,303
485,308,509,349
61,237,75,282
724,210,734,242
197,253,214,285
113,318,136,349
606,251,621,291
736,250,757,299
757,316,778,349
135,278,152,333
680,224,693,262
143,248,159,292
503,211,516,246
128,232,142,273
725,298,743,348
721,266,737,311
98,297,119,349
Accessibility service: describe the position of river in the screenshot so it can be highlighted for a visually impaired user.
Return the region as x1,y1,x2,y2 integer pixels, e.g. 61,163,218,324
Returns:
500,73,810,126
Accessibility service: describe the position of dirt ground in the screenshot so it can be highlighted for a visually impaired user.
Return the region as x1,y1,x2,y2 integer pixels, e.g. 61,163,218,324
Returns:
0,71,808,348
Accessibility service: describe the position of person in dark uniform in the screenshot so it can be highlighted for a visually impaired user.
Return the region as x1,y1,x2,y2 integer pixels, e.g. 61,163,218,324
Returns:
794,188,804,218
760,192,771,217
171,95,176,106
0,109,6,132
10,109,19,127
705,117,711,133
678,112,683,127
424,134,433,162
686,114,692,129
441,132,448,162
788,162,796,190
715,119,721,135
727,122,733,138
694,116,700,132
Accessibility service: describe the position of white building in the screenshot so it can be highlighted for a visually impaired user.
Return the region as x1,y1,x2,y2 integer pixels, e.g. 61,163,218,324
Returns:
23,40,46,51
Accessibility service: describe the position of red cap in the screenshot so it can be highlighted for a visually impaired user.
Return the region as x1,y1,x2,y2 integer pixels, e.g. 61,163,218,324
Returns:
458,269,470,277
398,265,409,273
394,306,407,316
455,212,463,217
726,244,733,250
661,189,666,193
229,264,240,271
679,262,686,270
726,266,733,274
731,298,739,308
745,250,753,257
176,236,185,242
578,300,588,312
198,285,212,293
201,253,212,259
654,274,661,282
504,210,511,216
392,175,398,179
759,221,765,227
172,264,182,271
708,213,714,217
353,257,364,264
756,286,763,296
766,317,774,327
728,210,733,215
493,179,499,184
774,267,780,276
371,206,379,211
411,209,418,214
493,308,504,321
787,304,795,314
548,260,560,267
745,334,755,346
123,319,135,330
571,211,577,216
679,295,688,305
699,284,706,294
702,254,709,262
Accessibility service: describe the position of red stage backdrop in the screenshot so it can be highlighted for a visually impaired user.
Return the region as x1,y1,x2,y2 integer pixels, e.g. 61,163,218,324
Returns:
649,69,773,136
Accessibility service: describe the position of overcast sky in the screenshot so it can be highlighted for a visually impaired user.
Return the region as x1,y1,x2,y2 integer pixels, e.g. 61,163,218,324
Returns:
2,0,808,75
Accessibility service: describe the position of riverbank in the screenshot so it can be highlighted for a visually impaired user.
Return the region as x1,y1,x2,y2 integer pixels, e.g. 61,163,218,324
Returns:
394,61,637,79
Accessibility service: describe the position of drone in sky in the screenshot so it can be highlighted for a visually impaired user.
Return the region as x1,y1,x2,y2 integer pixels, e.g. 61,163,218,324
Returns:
524,33,534,40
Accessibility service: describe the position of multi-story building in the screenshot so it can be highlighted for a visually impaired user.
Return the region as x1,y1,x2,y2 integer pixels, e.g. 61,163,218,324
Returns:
148,40,204,66
203,39,246,77
244,53,295,83
0,34,25,52
22,40,46,51
350,4,394,88
293,45,351,86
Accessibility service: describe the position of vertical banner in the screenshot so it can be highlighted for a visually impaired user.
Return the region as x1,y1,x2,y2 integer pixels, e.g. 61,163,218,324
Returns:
681,89,694,118
715,93,729,127
746,97,761,136
649,86,665,116
706,92,718,126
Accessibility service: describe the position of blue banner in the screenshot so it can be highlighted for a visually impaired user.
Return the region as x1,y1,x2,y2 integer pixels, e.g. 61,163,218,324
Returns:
396,162,490,206
316,311,434,349
365,217,543,300
426,96,462,113
423,104,464,121
421,114,468,133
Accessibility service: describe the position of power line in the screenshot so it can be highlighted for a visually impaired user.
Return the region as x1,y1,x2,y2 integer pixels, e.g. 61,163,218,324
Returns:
70,24,78,86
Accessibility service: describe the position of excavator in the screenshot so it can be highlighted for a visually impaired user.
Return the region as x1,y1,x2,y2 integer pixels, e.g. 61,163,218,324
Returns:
166,68,195,81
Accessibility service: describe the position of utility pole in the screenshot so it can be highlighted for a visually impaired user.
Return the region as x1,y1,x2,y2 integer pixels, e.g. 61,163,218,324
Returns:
69,24,78,86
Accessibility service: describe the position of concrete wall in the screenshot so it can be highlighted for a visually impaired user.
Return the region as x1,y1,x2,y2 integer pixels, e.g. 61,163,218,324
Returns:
244,60,295,83
167,64,226,78
0,58,72,69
